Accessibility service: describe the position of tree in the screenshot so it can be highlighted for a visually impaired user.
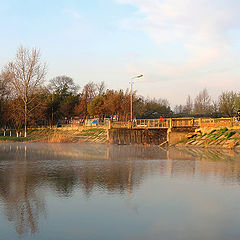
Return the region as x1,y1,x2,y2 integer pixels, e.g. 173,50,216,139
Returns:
74,82,97,119
184,95,193,115
3,46,46,136
46,76,79,124
219,91,239,117
6,98,24,136
87,95,105,118
96,81,106,95
193,88,212,115
139,98,171,118
0,72,10,127
48,75,79,95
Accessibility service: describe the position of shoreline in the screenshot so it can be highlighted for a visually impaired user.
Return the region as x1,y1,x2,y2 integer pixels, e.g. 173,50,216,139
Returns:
1,126,240,151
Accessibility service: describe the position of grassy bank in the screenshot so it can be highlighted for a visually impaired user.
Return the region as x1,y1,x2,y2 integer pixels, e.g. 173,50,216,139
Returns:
177,127,240,149
0,127,107,143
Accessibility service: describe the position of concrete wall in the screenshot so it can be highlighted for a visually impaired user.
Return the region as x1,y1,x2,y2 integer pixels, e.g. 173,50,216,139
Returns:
108,128,168,145
108,127,197,146
167,127,196,146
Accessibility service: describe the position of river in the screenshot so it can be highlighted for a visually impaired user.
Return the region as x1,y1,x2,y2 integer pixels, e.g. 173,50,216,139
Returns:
0,143,240,240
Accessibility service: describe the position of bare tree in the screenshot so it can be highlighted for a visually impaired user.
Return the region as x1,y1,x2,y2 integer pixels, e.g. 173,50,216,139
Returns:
96,81,106,95
194,88,211,115
174,104,185,115
184,95,193,115
4,46,47,137
48,75,79,95
0,72,11,126
219,91,239,117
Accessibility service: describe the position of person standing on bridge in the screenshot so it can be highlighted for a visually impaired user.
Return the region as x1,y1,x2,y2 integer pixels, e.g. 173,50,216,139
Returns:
160,116,163,122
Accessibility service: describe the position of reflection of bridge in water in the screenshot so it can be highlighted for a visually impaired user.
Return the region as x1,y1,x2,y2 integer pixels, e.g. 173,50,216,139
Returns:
1,143,240,237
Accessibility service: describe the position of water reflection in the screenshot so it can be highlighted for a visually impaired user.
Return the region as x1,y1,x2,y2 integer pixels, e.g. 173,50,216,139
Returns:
0,143,240,239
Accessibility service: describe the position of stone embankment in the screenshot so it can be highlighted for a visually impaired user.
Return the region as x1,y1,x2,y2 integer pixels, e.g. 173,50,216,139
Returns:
177,127,240,149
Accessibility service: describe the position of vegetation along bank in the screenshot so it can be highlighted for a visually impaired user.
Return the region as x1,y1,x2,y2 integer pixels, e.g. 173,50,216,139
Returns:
177,127,240,149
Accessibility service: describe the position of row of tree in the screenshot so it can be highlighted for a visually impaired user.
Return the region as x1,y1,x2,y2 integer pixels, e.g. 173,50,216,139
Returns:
0,46,239,136
174,88,240,118
0,46,172,136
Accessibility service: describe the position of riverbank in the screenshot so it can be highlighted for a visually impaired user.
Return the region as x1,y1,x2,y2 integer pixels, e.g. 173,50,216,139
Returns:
0,127,107,143
2,126,240,150
176,127,240,149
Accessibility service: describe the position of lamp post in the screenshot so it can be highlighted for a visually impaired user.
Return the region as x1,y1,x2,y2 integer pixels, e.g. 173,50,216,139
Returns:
130,74,143,122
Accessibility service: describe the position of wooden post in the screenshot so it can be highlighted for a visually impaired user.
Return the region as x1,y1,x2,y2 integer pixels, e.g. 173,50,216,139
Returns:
169,118,173,129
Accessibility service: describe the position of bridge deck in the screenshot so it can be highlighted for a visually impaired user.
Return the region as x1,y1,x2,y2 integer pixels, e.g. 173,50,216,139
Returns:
110,117,240,129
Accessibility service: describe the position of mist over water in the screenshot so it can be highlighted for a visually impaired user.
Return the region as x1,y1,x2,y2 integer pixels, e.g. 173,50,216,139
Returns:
0,143,240,240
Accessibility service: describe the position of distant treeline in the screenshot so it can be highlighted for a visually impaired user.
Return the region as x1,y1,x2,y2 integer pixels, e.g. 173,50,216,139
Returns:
174,88,240,118
0,46,239,134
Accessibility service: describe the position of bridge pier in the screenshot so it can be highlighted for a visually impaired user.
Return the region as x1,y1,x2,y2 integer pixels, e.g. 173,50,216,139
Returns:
167,127,196,146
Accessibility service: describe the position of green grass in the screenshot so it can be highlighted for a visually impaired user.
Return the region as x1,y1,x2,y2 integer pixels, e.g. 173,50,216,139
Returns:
198,133,207,139
209,129,216,134
220,127,228,133
226,131,236,139
80,128,105,136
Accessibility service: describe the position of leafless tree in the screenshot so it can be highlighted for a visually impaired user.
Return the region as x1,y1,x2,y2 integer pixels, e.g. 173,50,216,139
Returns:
184,95,193,115
96,81,106,95
219,91,239,117
48,75,79,95
0,72,10,99
194,88,212,115
3,46,47,136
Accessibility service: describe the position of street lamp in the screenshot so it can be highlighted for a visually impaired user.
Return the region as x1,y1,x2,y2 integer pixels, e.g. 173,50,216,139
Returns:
130,74,143,122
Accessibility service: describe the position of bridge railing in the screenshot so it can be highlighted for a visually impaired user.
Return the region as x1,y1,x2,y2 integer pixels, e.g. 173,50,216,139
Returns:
200,117,240,127
134,119,170,128
111,121,130,128
109,117,240,129
171,118,195,127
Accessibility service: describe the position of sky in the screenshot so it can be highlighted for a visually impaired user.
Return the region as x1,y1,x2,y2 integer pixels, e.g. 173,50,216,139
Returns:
0,0,240,106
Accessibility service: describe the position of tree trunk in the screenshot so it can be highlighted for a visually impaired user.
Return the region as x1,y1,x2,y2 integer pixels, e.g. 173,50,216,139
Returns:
24,102,27,137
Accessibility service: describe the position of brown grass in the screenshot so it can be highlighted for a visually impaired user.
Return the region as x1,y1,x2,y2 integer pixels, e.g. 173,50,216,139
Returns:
47,133,74,143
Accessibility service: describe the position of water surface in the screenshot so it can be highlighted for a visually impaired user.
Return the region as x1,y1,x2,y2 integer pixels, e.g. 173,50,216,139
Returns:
0,143,240,240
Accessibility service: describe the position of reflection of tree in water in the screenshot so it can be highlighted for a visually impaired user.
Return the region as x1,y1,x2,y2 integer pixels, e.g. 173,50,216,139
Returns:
48,168,78,197
2,144,240,237
0,145,46,237
45,162,146,198
0,144,151,237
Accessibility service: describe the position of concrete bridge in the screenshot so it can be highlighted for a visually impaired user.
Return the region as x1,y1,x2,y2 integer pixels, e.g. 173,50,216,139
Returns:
107,117,240,145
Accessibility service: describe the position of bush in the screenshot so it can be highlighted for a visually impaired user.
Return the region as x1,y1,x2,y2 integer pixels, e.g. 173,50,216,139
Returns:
220,127,228,133
226,131,236,139
209,129,216,134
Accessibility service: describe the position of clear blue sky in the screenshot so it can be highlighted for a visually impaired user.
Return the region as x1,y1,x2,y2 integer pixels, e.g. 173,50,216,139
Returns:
1,0,240,105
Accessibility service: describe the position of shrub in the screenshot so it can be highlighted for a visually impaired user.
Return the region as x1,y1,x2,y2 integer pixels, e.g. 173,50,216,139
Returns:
209,129,216,134
220,127,228,133
226,131,236,139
